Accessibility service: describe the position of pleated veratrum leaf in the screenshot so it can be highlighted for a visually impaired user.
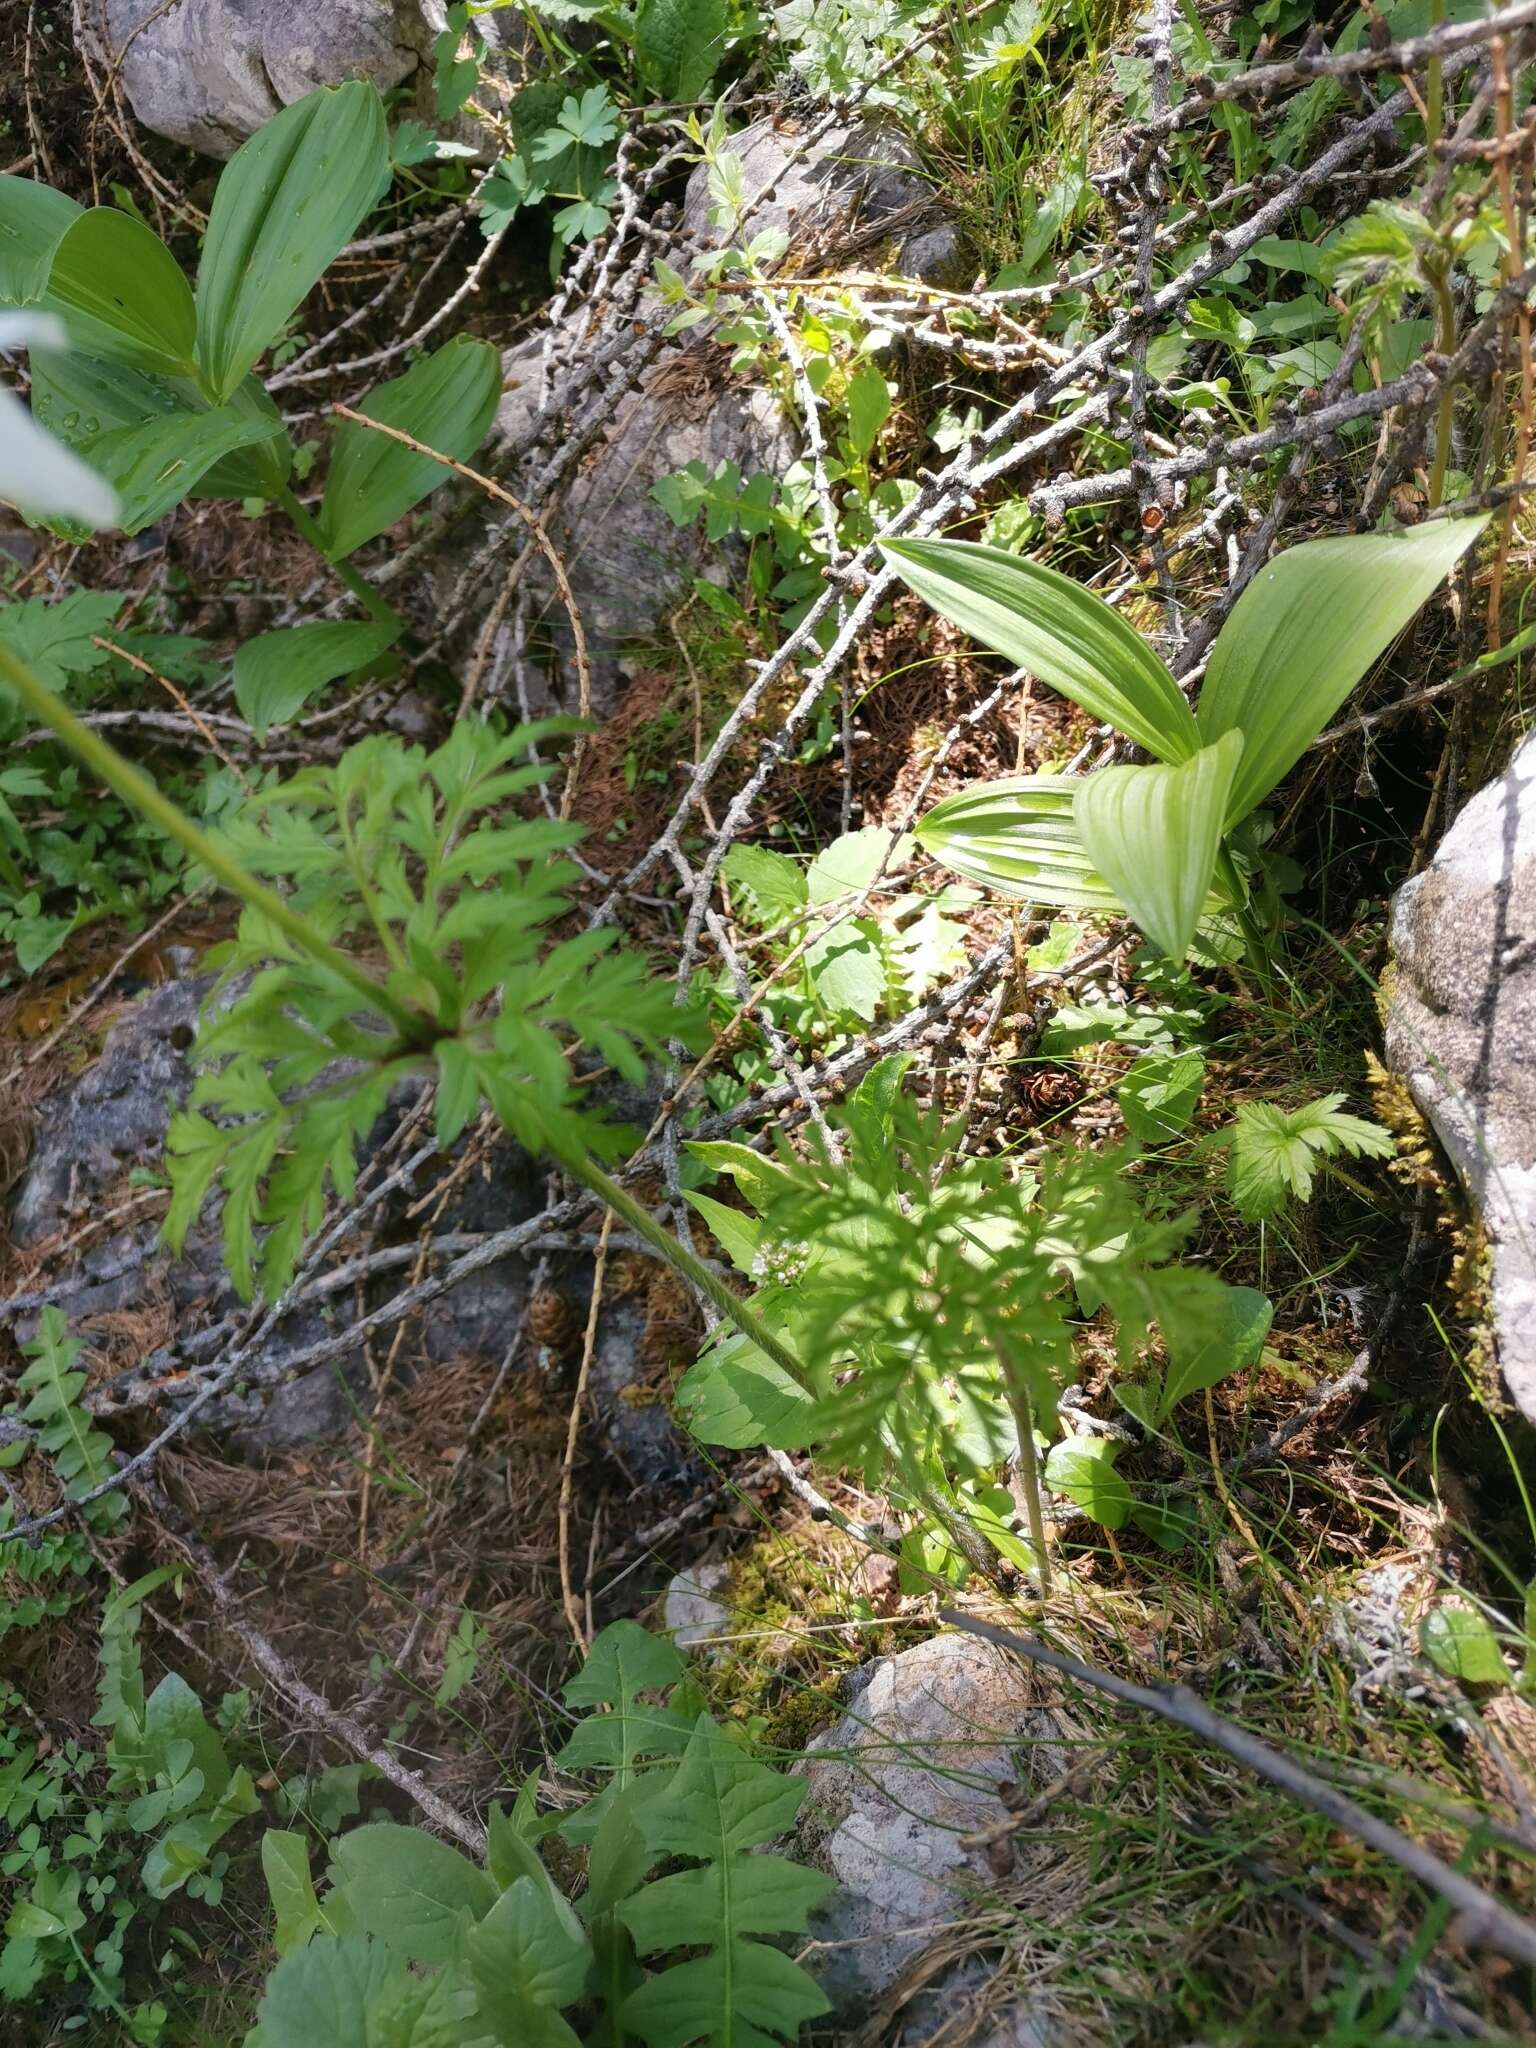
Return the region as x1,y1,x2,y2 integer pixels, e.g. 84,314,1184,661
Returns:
882,536,1200,763
1197,513,1490,824
195,82,389,403
0,175,80,304
72,407,276,535
914,774,1121,909
43,207,196,375
1074,732,1243,960
316,335,501,560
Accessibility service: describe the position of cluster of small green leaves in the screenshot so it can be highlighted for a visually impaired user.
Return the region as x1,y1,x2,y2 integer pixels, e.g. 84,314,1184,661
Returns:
0,1310,126,1640
677,1057,1273,1576
2,1574,254,2032
699,826,972,1102
0,589,240,973
164,719,698,1301
251,1619,832,2047
0,83,501,735
651,295,905,649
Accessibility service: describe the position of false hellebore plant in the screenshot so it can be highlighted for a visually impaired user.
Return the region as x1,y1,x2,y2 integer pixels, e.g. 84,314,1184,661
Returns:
882,514,1489,960
0,82,500,736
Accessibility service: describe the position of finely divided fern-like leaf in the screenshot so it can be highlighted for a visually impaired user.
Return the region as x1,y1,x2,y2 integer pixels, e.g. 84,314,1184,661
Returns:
618,1715,833,2048
10,1307,126,1531
1227,1093,1394,1220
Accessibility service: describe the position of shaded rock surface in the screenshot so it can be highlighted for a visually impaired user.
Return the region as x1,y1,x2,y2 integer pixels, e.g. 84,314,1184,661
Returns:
791,1631,1063,2045
1385,734,1536,1421
78,0,521,157
6,974,689,1483
476,115,962,714
660,1556,732,1657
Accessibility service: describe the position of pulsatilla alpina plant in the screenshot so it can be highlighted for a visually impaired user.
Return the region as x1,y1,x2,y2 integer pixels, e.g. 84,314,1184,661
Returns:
0,83,501,734
677,1056,1271,1581
162,720,701,1303
882,514,1489,959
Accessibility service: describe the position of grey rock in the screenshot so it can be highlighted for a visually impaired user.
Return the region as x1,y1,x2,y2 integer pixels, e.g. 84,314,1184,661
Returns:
661,1557,732,1657
487,334,799,715
679,114,955,280
82,0,423,157
1385,735,1536,1420
793,1631,1064,2042
11,975,205,1250
79,0,524,159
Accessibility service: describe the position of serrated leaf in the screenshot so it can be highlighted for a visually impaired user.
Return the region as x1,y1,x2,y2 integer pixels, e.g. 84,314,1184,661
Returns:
675,1339,817,1450
252,1934,414,2048
1074,733,1242,960
633,0,727,101
883,537,1200,763
722,843,807,924
195,82,390,402
0,588,123,691
464,1877,589,2048
234,615,402,737
316,335,501,560
1226,1093,1394,1220
323,1823,495,1963
1197,516,1490,824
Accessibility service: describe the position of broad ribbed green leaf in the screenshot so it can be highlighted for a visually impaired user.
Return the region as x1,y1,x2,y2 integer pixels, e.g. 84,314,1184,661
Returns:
1197,514,1490,823
883,536,1200,763
29,348,180,441
915,774,1120,908
44,207,196,374
191,374,294,500
234,615,401,737
81,407,275,534
1074,733,1242,960
317,335,500,559
0,176,80,304
195,81,389,402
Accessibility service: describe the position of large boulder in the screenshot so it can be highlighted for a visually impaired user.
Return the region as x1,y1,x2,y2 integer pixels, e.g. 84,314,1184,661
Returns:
1385,734,1536,1420
79,0,427,156
791,1631,1063,2044
76,0,524,158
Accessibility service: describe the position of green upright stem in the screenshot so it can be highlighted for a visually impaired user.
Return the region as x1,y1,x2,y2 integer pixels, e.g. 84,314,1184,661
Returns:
557,1151,814,1392
276,487,397,626
0,641,429,1046
994,1340,1053,1595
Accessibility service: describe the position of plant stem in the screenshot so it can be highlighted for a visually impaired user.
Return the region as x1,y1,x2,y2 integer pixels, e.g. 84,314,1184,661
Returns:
1427,260,1458,508
558,1150,814,1392
276,486,397,625
994,1341,1053,1596
0,641,430,1046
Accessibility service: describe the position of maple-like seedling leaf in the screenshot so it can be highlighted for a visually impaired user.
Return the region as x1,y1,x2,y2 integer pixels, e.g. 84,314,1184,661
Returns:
1226,1093,1394,1220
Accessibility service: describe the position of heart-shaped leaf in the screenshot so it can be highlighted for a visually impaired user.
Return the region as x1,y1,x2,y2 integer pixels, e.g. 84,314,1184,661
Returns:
1074,732,1243,960
195,81,389,403
1197,514,1490,824
883,536,1200,763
